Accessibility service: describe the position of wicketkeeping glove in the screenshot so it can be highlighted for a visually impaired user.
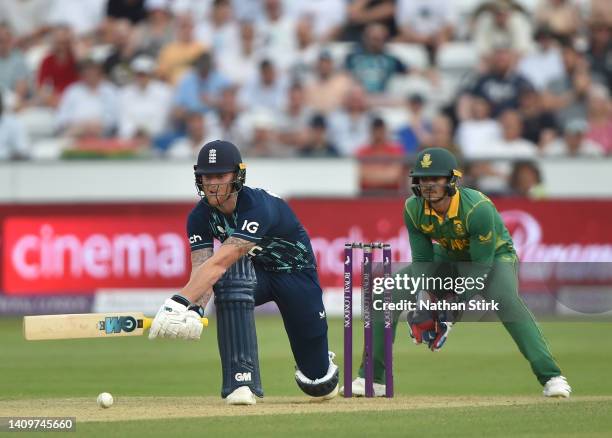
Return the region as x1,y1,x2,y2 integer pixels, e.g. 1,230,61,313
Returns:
407,290,454,352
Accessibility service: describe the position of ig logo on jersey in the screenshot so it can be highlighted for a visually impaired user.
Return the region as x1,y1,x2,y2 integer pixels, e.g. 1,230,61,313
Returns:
241,220,259,233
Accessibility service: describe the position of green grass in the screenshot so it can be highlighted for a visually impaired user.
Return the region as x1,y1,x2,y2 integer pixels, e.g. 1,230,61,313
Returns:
1,317,611,436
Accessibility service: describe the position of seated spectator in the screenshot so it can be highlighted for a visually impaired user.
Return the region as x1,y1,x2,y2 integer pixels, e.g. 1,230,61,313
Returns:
395,93,432,154
487,110,537,159
157,14,208,84
0,0,52,48
328,85,371,156
517,87,557,148
517,27,565,91
356,117,406,193
304,51,355,114
345,23,408,95
217,20,259,85
173,52,230,126
543,119,604,156
340,0,398,43
133,1,175,57
118,56,172,140
473,0,534,57
290,0,345,42
535,0,581,39
256,0,297,69
395,0,456,65
456,97,502,158
424,114,462,159
238,59,288,113
586,84,612,153
37,25,80,108
107,0,148,24
46,0,106,37
241,109,285,157
465,44,533,116
509,160,545,198
0,22,30,111
55,59,119,137
288,18,320,80
206,86,246,147
0,90,29,159
167,112,215,159
585,20,612,94
195,0,240,55
103,19,139,86
542,42,591,127
277,82,313,151
300,114,339,157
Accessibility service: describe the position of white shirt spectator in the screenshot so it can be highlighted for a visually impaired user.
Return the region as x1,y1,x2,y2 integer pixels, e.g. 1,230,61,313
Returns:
474,10,534,56
56,81,119,132
395,0,456,37
171,0,213,21
517,46,564,90
196,21,240,55
238,72,288,113
47,0,106,36
256,15,297,69
456,120,502,159
217,49,259,85
0,0,51,38
0,113,29,159
289,0,345,41
486,138,537,159
328,111,370,156
544,137,604,157
118,80,173,139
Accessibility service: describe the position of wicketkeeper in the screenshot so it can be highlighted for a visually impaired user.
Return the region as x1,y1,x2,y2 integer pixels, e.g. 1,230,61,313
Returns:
344,147,571,398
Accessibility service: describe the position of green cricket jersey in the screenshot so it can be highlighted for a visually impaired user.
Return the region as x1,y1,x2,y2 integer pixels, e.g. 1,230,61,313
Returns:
403,187,516,280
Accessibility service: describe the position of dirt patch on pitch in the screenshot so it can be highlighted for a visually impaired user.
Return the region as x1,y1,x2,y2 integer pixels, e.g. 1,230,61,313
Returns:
2,395,611,423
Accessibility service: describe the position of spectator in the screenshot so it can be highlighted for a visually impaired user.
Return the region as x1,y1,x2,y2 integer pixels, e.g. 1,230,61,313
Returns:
473,0,534,57
585,20,612,94
207,86,246,146
103,19,139,86
55,59,119,137
256,0,297,69
0,90,29,159
277,82,313,151
300,114,339,157
328,85,371,156
395,93,432,153
585,84,612,153
518,87,557,148
173,52,230,126
133,1,175,57
241,109,284,157
196,0,240,55
535,0,581,39
340,0,398,43
590,0,612,27
288,18,320,80
107,0,148,24
304,51,355,114
424,114,462,159
290,0,346,42
509,160,545,198
466,44,533,116
238,59,288,113
118,56,172,139
395,0,456,65
356,117,406,193
344,23,408,94
157,14,208,84
0,0,51,47
456,97,502,158
37,25,80,108
543,119,604,156
167,112,214,159
217,20,259,85
543,42,591,127
487,110,537,159
517,27,565,91
46,0,106,37
0,23,30,111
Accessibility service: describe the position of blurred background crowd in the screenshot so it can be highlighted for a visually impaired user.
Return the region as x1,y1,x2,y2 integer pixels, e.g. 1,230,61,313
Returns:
0,0,611,197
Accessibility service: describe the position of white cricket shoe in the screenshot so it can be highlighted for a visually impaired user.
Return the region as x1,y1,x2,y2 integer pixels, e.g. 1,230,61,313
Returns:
340,377,387,397
543,376,572,398
226,386,257,405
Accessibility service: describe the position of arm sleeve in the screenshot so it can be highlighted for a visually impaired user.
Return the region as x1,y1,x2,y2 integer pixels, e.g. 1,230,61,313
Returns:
186,211,214,251
404,201,435,278
457,201,497,281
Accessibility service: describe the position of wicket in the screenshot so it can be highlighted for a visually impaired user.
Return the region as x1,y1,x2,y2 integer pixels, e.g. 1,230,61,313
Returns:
344,242,393,398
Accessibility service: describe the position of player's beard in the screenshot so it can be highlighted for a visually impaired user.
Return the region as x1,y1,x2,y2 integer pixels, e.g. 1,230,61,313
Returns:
204,183,235,208
421,183,446,204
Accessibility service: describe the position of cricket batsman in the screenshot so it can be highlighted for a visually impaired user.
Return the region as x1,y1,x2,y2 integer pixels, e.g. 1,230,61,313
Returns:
344,147,572,398
149,140,338,404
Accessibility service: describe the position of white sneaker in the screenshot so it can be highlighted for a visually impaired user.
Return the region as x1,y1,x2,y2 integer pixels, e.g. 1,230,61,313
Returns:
339,377,387,397
543,376,572,398
226,386,257,405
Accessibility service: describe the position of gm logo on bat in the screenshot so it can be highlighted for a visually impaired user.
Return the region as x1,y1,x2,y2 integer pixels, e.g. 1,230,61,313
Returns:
98,316,144,334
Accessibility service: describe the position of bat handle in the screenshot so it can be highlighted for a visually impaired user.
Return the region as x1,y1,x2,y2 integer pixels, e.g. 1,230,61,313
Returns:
143,317,209,330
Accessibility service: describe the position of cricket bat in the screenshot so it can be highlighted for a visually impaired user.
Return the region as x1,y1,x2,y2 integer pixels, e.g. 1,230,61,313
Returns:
23,313,209,340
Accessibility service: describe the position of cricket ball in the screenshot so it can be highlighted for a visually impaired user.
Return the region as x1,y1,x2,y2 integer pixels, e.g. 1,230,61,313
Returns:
97,392,114,408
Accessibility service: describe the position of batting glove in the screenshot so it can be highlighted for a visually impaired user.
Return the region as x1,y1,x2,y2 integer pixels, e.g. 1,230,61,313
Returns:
149,295,202,340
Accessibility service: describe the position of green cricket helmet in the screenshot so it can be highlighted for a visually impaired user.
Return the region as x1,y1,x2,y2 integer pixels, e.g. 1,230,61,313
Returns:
410,148,463,197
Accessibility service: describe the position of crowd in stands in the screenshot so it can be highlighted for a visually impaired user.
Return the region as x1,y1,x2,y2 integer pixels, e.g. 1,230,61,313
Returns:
0,0,611,197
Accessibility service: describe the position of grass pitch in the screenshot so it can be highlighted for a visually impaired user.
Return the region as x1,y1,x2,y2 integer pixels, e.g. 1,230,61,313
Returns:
1,317,611,437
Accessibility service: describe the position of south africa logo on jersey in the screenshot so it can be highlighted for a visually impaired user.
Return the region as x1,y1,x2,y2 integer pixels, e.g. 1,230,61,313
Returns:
421,223,434,233
420,154,432,168
453,220,466,236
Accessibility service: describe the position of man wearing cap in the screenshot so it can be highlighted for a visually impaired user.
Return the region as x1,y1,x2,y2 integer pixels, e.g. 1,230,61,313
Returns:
150,140,339,405
344,147,572,399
